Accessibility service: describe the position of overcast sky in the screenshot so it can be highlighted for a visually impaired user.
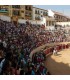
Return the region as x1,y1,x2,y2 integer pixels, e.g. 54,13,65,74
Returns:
33,5,70,17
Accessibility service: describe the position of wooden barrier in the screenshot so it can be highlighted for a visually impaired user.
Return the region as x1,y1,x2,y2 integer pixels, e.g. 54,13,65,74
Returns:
44,43,70,56
66,44,69,48
30,42,70,59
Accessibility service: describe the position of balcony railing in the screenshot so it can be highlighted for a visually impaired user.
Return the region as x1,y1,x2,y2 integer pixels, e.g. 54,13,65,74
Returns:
35,17,41,20
25,7,32,11
25,14,32,17
35,12,40,15
25,17,32,20
43,12,48,16
12,5,20,9
0,9,8,13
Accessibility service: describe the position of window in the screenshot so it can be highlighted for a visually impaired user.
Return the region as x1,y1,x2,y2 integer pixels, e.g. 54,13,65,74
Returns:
49,21,51,26
0,8,8,11
25,6,28,10
22,17,24,19
12,5,20,8
29,6,32,10
13,10,20,16
54,15,56,18
0,7,8,13
29,13,31,16
25,12,28,16
52,21,54,25
41,11,42,13
25,12,32,17
46,12,48,16
56,15,58,18
43,12,47,16
21,11,24,13
43,12,48,16
35,16,40,20
38,10,39,14
35,10,37,14
41,15,43,17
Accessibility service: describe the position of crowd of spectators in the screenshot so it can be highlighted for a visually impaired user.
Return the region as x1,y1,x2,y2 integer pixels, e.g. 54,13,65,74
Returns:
0,19,70,75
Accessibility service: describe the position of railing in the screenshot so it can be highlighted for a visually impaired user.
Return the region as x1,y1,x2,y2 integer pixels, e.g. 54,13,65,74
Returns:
0,10,8,13
44,43,70,56
30,42,70,59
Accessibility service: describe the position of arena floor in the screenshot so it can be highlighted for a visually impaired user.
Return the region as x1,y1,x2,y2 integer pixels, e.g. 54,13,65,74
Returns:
45,49,70,75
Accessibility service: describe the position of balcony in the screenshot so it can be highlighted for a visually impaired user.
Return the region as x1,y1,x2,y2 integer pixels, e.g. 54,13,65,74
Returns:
35,10,40,14
25,16,32,20
0,9,8,13
43,12,48,16
12,5,20,9
13,10,20,16
35,17,41,20
25,14,32,17
25,6,32,11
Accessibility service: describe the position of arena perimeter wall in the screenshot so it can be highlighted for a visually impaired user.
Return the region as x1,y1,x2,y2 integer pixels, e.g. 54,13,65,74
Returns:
30,42,70,59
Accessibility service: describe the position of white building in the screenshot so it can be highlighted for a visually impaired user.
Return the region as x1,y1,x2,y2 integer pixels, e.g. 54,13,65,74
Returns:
33,7,48,21
32,7,56,30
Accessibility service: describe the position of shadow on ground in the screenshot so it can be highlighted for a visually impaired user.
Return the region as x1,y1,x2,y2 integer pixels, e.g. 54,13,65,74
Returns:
45,54,70,75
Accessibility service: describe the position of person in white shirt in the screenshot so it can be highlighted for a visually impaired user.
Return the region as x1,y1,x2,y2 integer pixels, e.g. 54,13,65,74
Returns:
3,41,7,48
53,48,57,55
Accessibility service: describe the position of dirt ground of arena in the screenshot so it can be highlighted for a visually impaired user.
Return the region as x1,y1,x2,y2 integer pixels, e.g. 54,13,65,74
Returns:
45,49,70,75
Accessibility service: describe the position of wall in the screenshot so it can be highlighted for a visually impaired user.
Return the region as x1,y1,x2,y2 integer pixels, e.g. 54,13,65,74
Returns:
33,7,45,21
18,18,46,25
47,26,55,30
32,8,35,20
0,15,11,22
30,42,70,59
56,22,70,26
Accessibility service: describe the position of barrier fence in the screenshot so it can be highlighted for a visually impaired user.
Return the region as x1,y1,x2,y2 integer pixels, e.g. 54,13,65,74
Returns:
44,43,70,55
30,42,70,59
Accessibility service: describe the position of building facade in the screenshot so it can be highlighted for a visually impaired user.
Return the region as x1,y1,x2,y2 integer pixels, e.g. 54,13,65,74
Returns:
33,7,48,21
0,5,33,21
54,14,70,22
33,7,56,29
52,10,70,22
0,5,70,28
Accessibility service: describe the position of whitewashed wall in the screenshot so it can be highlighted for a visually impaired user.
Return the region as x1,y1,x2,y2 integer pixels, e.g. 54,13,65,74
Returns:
47,26,55,30
33,7,44,21
33,8,35,20
56,22,70,26
18,18,46,25
42,17,46,26
0,15,11,22
18,19,27,23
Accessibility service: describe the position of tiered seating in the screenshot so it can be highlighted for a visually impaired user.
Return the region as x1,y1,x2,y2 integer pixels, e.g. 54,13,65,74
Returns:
0,19,70,75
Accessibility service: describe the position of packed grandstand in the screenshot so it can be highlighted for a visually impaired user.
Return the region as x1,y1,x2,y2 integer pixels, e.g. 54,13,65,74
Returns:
0,19,70,75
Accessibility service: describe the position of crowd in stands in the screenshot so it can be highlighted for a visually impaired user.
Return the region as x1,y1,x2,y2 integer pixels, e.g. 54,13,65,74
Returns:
0,19,70,75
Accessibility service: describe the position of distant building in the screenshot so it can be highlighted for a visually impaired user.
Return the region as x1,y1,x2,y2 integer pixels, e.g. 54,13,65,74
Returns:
0,5,70,30
33,7,48,21
0,5,33,21
48,10,70,22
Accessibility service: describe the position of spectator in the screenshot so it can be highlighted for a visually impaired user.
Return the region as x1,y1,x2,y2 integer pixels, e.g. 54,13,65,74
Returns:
0,19,70,75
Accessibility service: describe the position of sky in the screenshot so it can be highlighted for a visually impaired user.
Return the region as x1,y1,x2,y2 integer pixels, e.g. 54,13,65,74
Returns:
33,5,70,17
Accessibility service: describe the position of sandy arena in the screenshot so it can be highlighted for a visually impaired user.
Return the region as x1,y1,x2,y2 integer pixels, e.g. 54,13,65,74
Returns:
45,49,70,75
